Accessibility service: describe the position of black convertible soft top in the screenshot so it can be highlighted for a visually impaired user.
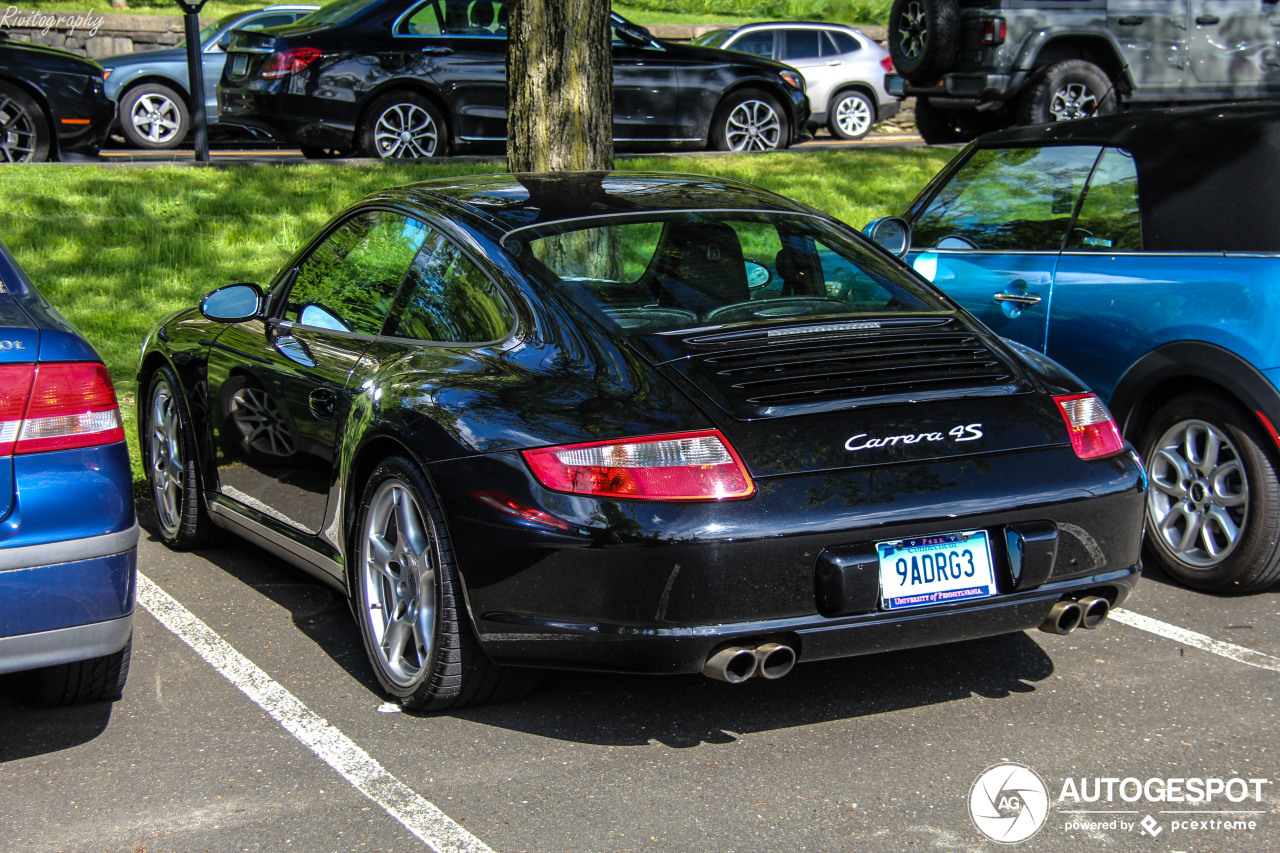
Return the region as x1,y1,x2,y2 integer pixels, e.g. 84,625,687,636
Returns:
972,104,1280,253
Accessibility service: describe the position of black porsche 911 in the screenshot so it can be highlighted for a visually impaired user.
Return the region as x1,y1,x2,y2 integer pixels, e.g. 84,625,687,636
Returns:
138,172,1145,710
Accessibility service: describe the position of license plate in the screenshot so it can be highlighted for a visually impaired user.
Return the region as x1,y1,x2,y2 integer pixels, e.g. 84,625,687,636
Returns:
877,530,996,611
230,54,248,77
886,74,905,96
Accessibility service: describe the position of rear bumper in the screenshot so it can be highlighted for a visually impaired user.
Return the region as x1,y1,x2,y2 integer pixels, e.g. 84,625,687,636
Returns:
889,72,1025,107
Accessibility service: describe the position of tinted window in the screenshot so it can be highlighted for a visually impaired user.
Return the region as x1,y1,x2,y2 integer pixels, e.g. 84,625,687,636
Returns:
1068,147,1140,251
507,212,946,336
730,30,774,57
439,0,506,35
783,30,823,60
241,13,302,30
397,1,443,35
286,211,429,335
390,237,514,342
828,30,860,55
913,146,1101,251
296,0,378,27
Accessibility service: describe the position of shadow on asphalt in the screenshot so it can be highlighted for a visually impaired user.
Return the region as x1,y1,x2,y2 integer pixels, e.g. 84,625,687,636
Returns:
0,682,114,761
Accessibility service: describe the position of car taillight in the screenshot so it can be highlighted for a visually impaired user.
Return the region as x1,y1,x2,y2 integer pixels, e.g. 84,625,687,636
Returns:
261,47,324,79
1055,394,1124,460
880,56,894,73
980,17,1006,46
522,429,755,501
0,362,124,455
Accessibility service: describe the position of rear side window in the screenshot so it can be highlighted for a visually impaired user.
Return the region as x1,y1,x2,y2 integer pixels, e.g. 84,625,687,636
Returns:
390,237,514,343
1068,147,1141,252
782,29,823,60
913,145,1102,251
828,30,860,55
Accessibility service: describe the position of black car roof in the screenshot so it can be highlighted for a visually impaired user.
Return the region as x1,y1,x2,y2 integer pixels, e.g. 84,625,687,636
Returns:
370,172,823,238
973,104,1280,252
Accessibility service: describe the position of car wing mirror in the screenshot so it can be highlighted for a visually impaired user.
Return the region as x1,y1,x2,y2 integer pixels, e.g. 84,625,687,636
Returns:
863,216,912,258
201,282,263,322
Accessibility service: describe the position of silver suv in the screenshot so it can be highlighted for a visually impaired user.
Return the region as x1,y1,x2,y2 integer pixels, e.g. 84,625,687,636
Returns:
695,22,901,139
887,0,1280,143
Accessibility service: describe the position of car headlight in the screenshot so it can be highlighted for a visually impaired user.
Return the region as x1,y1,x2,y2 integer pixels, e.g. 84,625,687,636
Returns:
779,69,804,92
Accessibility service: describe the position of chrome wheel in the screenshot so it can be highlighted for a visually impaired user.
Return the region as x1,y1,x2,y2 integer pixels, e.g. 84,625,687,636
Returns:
130,92,184,145
372,103,439,158
724,99,782,151
360,478,436,688
148,379,184,538
897,1,928,59
1148,418,1248,568
0,92,39,162
1048,83,1100,121
833,93,873,139
229,385,295,457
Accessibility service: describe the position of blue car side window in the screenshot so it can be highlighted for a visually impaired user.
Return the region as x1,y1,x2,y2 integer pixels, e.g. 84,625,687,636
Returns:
1067,147,1141,252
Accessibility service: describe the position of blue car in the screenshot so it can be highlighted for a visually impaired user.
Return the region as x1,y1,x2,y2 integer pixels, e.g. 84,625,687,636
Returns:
100,4,316,149
866,104,1280,593
0,239,137,705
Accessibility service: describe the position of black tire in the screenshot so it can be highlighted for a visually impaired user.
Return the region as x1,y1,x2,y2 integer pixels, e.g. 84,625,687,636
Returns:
1016,60,1117,126
1139,391,1280,593
352,456,539,710
710,88,789,152
120,83,189,149
358,92,446,159
828,89,876,140
0,81,51,162
19,635,132,706
913,98,990,145
144,366,218,550
888,0,960,84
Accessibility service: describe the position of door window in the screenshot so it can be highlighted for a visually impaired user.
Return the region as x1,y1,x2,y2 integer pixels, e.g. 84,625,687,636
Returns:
730,31,774,57
1067,147,1141,252
285,210,430,335
782,29,823,61
912,145,1102,251
390,236,514,343
396,1,443,36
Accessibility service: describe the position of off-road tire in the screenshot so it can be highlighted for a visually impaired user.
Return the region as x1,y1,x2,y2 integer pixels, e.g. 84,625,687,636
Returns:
889,0,960,83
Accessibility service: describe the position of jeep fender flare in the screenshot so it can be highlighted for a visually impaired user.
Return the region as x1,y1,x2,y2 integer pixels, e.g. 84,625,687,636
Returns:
1109,341,1280,443
1014,29,1136,93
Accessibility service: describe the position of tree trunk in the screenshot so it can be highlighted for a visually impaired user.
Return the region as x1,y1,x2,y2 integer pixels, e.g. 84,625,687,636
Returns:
506,0,613,173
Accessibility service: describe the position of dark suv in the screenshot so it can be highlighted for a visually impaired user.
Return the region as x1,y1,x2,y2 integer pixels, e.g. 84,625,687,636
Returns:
887,0,1280,143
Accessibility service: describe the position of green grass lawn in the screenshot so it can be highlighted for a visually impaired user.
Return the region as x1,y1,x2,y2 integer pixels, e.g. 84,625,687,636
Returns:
0,149,949,488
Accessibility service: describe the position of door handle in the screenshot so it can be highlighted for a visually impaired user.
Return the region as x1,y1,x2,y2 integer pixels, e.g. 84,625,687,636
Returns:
1117,16,1144,26
309,387,338,419
1195,15,1220,26
421,46,453,55
993,292,1042,306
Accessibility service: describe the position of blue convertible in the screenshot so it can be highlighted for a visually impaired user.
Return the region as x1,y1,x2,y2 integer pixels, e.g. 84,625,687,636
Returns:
867,104,1280,593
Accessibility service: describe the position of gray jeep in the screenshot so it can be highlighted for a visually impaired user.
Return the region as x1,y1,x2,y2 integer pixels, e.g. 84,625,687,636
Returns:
888,0,1280,143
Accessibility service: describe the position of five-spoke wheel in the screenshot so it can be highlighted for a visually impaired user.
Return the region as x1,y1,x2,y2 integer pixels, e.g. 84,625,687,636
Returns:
121,83,189,149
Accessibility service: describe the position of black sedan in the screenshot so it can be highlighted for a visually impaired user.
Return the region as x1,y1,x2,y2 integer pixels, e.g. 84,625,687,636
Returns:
0,35,115,162
138,173,1145,709
217,0,809,158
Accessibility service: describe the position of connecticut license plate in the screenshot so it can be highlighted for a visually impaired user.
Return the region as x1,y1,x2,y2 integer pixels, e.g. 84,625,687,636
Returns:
877,530,996,611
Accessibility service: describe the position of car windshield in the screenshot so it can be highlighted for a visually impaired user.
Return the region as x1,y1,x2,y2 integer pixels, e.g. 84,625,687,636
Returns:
505,211,947,336
692,29,733,48
298,0,381,27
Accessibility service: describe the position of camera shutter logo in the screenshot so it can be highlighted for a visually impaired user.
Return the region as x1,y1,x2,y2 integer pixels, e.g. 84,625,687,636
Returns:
969,762,1050,843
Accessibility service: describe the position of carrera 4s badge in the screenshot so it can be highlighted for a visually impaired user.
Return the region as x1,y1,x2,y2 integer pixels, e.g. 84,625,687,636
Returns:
845,423,983,452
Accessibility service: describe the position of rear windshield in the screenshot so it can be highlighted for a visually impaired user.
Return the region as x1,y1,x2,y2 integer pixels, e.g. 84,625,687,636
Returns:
504,211,947,336
297,0,380,27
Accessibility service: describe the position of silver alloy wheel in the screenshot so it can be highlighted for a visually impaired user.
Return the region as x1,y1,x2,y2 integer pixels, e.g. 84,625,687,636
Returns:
149,379,184,538
1147,418,1248,568
360,478,436,687
372,103,439,158
229,385,295,457
130,92,184,145
834,94,872,138
724,99,782,151
897,1,927,59
0,93,38,162
1048,82,1100,121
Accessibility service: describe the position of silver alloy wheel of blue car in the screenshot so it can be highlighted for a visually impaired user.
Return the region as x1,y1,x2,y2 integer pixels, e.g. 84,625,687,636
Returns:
359,477,437,687
1147,418,1248,568
372,103,439,158
129,90,185,146
148,377,184,539
724,98,782,151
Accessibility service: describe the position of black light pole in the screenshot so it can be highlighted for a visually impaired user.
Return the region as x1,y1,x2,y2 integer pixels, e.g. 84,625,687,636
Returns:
175,0,210,162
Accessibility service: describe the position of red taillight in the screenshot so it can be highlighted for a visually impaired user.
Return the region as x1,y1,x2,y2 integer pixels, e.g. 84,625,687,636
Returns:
0,362,124,455
522,429,755,502
980,17,1007,46
1055,394,1124,460
261,47,324,79
880,56,895,73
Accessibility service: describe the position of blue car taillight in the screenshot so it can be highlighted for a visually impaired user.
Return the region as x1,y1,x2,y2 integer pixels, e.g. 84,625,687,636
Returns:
0,362,124,455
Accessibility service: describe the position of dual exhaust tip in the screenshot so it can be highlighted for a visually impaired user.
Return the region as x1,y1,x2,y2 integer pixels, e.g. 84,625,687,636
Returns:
1039,595,1111,635
702,641,796,684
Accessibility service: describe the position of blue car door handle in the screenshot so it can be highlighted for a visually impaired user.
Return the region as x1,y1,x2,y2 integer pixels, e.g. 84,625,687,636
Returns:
994,291,1042,306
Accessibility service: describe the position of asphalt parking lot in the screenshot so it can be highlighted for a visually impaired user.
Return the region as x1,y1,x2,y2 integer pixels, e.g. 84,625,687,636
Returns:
2,508,1276,853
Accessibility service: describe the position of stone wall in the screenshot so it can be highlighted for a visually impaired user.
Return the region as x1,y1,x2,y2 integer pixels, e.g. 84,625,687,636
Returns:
1,11,209,60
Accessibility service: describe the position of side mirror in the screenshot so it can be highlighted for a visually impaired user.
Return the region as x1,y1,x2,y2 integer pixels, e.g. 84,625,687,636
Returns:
863,216,912,258
201,282,263,322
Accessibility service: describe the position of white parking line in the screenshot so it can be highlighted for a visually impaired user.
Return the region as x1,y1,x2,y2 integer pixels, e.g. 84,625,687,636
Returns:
136,573,494,853
1110,608,1280,673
